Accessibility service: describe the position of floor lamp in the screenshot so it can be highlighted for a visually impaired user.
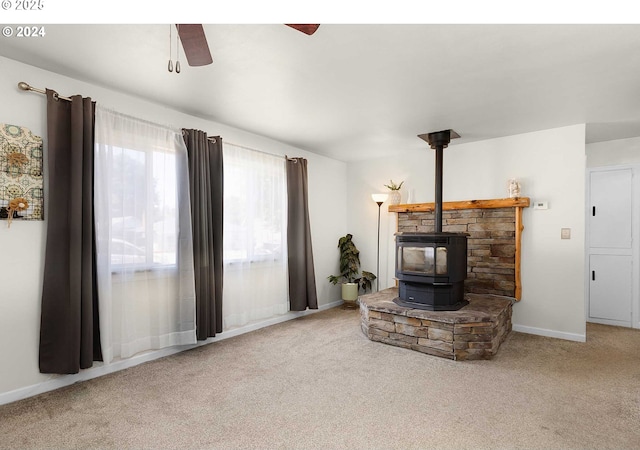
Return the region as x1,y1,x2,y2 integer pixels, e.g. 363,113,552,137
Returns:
371,193,389,292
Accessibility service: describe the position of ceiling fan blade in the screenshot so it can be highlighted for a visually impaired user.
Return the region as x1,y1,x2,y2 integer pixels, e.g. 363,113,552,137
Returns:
176,24,213,66
285,24,320,35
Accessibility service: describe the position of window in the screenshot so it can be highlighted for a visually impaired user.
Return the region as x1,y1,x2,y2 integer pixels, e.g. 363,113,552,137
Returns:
104,145,178,270
223,143,286,264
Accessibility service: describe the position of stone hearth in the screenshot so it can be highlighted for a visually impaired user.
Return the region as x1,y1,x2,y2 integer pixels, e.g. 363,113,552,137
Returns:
360,287,512,360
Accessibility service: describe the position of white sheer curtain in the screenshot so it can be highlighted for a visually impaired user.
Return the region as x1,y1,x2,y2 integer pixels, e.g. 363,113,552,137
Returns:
94,106,196,363
222,143,288,329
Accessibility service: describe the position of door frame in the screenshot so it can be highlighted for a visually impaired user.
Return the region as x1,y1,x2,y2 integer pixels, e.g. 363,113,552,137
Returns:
585,164,640,329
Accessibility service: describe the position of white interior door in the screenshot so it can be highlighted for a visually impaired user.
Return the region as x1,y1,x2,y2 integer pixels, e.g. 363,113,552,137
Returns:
588,167,634,327
589,254,632,326
589,169,632,249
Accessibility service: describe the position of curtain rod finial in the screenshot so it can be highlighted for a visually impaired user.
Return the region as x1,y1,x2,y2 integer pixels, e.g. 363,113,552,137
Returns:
18,82,31,91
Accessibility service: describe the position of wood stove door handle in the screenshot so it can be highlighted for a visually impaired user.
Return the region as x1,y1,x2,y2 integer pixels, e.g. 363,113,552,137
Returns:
592,270,595,281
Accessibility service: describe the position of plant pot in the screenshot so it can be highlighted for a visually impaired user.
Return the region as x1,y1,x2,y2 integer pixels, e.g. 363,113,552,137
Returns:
388,190,402,205
341,283,359,302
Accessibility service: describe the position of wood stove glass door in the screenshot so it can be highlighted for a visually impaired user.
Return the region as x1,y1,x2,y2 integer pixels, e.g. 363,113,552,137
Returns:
399,246,435,274
398,245,451,275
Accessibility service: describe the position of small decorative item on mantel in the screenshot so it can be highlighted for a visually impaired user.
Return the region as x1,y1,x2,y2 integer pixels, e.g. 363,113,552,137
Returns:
384,179,404,205
508,178,521,199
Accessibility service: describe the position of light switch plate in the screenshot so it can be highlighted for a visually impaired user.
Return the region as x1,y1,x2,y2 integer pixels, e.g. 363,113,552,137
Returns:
561,228,571,239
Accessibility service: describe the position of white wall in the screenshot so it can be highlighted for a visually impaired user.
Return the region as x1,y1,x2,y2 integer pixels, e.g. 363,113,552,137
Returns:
347,125,587,341
0,56,347,399
587,136,640,168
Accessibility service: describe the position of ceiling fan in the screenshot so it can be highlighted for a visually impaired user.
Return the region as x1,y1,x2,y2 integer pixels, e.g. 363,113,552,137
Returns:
169,24,320,72
284,24,320,35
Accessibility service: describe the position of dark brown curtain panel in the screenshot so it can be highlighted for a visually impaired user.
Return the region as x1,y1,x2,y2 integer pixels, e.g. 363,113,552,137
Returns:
286,157,318,311
39,90,101,374
183,129,224,339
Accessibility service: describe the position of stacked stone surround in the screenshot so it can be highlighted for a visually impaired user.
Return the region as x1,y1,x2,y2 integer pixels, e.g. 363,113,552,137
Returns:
397,208,516,297
360,288,512,360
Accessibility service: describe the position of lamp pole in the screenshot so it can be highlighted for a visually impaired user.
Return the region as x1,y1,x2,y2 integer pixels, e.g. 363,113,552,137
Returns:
376,201,383,291
371,193,388,292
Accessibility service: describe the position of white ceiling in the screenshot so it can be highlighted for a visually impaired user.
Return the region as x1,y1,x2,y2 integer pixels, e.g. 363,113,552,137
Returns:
2,24,640,161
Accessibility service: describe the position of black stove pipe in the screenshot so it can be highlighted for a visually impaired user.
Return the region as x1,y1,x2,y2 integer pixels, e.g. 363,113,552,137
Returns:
434,143,444,233
418,129,458,233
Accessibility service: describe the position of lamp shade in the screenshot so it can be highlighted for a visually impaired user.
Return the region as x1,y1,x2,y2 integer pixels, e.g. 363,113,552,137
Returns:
371,193,389,204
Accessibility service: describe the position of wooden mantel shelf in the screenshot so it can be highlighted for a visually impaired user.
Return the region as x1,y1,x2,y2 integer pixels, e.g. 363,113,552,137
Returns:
388,197,530,213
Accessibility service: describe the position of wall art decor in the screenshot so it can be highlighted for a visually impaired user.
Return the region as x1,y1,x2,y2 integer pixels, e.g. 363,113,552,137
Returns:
0,123,44,224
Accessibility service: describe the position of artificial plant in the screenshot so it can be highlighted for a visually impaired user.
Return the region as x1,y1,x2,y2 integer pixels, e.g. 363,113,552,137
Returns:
384,179,404,191
327,233,376,293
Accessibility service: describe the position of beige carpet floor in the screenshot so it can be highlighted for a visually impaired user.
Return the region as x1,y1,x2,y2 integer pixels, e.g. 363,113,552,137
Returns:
1,306,639,450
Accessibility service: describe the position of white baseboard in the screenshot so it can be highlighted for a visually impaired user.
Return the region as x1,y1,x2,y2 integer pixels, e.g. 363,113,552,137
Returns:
586,317,632,328
512,324,586,342
0,300,343,407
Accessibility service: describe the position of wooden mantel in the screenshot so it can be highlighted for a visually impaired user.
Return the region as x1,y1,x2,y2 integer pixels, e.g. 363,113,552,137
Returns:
389,197,530,300
388,197,530,213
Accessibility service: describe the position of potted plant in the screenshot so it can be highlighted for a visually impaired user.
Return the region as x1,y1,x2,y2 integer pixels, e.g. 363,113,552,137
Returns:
384,179,404,205
328,234,377,306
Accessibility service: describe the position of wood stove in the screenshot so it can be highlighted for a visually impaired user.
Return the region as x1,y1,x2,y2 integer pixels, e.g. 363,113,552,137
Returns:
393,129,469,311
394,232,468,310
